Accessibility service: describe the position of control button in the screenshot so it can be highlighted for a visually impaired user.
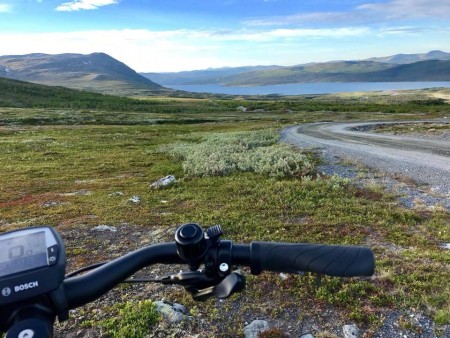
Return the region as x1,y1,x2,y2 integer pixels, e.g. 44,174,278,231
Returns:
1,287,11,297
19,329,34,338
180,224,197,239
47,245,58,255
47,245,58,265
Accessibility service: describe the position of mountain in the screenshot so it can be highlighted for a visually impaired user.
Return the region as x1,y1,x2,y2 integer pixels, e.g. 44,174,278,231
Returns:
365,50,450,64
0,53,168,95
143,50,450,86
141,65,281,85
220,60,450,86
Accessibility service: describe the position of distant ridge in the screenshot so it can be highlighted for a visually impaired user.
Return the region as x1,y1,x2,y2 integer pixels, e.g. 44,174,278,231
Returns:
141,65,281,85
366,50,450,64
0,52,168,95
141,50,450,86
220,60,450,86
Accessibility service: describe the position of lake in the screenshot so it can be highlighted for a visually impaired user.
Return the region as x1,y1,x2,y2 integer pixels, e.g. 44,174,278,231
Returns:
165,82,450,96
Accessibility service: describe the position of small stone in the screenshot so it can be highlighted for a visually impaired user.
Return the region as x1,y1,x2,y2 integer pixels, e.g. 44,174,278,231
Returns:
129,195,141,203
155,301,190,323
109,191,124,196
343,324,359,338
91,225,117,232
300,334,315,338
279,273,289,281
441,243,450,250
150,175,176,189
60,190,91,196
43,201,61,207
244,320,269,338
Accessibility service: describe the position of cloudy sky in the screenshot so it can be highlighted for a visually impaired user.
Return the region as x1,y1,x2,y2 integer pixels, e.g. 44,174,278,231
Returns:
0,0,449,72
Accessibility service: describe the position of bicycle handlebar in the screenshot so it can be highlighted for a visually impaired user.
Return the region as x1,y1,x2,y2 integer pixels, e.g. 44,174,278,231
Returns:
1,224,375,337
249,242,374,277
64,243,183,309
63,240,374,310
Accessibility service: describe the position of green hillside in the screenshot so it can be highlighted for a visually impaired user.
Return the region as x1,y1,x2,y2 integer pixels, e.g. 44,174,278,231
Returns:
293,61,393,74
358,60,450,81
0,77,155,110
223,60,450,85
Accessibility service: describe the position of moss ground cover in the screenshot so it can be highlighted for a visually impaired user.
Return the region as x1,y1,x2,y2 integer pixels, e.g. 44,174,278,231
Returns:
0,94,449,336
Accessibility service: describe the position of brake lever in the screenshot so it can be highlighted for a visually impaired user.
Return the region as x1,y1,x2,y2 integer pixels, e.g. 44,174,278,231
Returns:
212,272,245,299
158,270,245,301
160,270,214,288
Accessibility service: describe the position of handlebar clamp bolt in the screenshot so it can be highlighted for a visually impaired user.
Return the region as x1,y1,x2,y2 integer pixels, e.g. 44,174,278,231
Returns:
219,263,229,272
206,225,224,243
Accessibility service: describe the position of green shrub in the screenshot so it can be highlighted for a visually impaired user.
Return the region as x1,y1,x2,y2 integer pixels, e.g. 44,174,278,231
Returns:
97,300,159,338
167,130,315,178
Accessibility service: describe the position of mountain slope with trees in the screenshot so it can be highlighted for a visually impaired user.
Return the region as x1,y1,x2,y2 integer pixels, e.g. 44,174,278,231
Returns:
0,76,164,111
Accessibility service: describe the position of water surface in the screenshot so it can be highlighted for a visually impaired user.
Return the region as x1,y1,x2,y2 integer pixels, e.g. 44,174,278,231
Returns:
165,82,450,95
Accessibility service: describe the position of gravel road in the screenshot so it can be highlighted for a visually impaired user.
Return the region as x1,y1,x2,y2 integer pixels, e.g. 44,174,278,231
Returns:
281,120,450,209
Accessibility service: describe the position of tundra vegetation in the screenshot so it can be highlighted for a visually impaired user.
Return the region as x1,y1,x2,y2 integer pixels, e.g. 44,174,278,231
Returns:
0,79,449,336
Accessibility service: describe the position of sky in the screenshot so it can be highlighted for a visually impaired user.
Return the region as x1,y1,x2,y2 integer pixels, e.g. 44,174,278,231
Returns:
0,0,449,72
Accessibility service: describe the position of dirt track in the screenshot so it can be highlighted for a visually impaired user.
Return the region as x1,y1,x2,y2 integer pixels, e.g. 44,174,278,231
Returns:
281,120,450,197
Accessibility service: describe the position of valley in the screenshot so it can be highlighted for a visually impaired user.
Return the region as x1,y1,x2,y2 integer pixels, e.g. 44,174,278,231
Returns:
0,75,449,337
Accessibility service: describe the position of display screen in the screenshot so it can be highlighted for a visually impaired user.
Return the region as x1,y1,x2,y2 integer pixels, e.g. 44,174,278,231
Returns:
0,231,48,278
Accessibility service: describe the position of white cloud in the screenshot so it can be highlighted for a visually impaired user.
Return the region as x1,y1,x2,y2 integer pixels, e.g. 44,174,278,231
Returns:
0,27,447,72
358,0,450,20
56,0,118,12
245,0,450,27
0,3,12,12
0,28,369,71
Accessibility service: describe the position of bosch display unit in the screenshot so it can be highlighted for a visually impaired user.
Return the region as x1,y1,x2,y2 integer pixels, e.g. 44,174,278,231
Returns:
0,227,65,305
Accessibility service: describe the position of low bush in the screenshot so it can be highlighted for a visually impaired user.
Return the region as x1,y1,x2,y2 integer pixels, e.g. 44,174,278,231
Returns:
168,130,315,178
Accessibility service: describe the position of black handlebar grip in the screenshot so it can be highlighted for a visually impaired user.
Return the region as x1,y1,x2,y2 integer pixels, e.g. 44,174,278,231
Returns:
250,242,374,277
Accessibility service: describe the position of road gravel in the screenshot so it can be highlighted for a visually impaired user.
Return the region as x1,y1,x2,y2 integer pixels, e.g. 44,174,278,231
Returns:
281,120,450,210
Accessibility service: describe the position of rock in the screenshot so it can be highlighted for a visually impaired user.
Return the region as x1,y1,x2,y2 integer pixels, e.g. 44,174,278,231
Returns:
91,225,117,232
60,190,91,196
43,201,62,207
244,320,270,338
300,334,314,338
236,106,247,112
279,273,289,281
441,243,450,250
150,175,176,189
128,195,141,203
109,191,124,196
343,324,359,338
155,301,190,323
